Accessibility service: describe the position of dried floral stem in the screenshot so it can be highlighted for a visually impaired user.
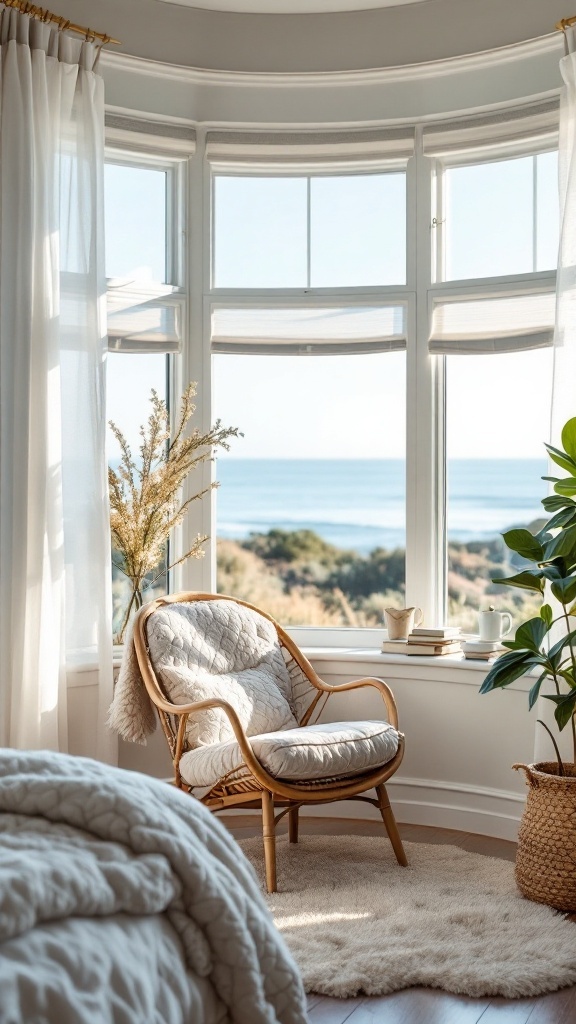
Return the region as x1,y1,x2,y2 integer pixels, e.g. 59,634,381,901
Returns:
109,382,240,642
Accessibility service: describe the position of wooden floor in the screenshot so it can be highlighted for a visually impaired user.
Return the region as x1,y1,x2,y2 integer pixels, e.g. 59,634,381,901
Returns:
224,815,576,1024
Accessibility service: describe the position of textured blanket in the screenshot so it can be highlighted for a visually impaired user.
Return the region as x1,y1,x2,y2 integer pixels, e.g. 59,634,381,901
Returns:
0,750,306,1024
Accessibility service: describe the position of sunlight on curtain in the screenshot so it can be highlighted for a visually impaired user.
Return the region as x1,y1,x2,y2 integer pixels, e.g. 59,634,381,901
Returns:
0,9,114,758
541,26,576,763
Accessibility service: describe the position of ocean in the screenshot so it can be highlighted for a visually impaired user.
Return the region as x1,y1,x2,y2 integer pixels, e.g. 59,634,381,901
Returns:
215,458,549,555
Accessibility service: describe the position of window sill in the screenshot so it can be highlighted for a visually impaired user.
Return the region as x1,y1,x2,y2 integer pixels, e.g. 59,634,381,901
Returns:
69,643,531,692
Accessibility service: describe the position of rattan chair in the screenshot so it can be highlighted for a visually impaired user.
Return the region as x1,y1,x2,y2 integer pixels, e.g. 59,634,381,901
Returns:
133,591,407,892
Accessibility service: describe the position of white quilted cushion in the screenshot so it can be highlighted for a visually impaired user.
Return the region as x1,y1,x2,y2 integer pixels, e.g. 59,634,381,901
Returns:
147,600,298,748
179,720,399,788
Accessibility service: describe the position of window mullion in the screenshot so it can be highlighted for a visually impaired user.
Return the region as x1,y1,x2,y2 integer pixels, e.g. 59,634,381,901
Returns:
405,134,446,626
533,154,538,274
307,176,311,288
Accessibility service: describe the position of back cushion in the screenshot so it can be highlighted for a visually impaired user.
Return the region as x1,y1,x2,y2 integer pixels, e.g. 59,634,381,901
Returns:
146,600,298,748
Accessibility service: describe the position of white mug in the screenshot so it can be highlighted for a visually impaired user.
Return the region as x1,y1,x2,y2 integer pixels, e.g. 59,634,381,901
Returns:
478,607,512,642
385,606,424,640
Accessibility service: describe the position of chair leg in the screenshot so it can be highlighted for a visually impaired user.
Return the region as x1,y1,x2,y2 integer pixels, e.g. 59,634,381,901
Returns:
261,790,277,893
376,783,408,866
288,804,299,844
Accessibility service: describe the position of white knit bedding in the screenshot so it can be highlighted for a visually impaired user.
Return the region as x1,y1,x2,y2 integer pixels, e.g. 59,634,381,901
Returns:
0,750,306,1024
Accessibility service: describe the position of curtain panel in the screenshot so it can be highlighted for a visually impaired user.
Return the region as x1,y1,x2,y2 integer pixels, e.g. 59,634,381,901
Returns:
537,26,576,764
0,8,114,757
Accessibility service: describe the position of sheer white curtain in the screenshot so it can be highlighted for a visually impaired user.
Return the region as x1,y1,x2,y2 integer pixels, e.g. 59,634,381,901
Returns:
553,26,576,441
536,26,576,762
0,8,115,759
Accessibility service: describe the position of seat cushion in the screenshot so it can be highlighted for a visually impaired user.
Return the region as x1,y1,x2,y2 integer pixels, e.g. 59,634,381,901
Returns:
146,600,298,748
179,720,399,788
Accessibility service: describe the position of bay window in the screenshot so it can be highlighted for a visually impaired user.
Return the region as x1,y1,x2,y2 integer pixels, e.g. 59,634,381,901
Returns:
104,103,560,643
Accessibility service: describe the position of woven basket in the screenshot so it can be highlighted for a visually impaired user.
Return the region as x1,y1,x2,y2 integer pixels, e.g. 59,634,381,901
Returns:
513,761,576,912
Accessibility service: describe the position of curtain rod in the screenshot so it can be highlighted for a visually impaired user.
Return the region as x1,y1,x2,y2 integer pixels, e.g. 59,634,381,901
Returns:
1,0,120,45
557,15,576,31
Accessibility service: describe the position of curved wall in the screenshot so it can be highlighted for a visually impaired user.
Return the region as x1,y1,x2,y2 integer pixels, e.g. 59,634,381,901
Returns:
53,0,567,73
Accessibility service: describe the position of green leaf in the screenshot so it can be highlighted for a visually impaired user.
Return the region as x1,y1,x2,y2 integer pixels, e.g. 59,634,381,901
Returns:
557,666,576,689
513,617,550,653
540,604,553,627
561,416,576,462
541,564,563,581
545,690,576,730
501,529,544,561
546,628,576,662
491,571,545,593
542,494,576,513
479,651,538,694
542,476,560,483
554,479,576,497
541,508,576,533
551,576,576,606
544,524,576,561
528,670,549,710
544,442,576,475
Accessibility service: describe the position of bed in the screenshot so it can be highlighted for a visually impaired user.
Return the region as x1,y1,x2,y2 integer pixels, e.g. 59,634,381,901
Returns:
0,749,307,1024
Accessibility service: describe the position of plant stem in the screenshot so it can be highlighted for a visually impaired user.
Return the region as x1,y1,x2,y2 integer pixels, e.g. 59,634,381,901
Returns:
536,719,565,776
116,583,142,645
561,601,576,765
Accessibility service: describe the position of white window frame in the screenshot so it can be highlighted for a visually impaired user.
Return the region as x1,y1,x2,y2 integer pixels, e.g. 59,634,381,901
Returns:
104,125,193,599
117,111,559,650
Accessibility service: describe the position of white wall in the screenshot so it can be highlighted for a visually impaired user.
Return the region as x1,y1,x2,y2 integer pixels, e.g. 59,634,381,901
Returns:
69,653,536,841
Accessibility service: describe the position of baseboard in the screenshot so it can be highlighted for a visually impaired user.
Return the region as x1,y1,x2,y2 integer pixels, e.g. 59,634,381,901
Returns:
221,776,525,843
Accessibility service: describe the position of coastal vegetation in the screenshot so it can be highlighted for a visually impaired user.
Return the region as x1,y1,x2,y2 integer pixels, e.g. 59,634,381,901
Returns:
112,522,543,634
216,526,543,630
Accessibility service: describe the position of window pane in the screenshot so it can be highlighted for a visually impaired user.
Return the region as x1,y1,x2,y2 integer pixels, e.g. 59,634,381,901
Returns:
213,176,307,287
107,353,169,638
310,173,406,286
105,164,167,282
445,156,534,280
446,348,553,633
536,151,559,271
213,351,406,627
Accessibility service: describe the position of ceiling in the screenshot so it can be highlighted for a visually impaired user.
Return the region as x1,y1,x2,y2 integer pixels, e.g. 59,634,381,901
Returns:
155,0,429,13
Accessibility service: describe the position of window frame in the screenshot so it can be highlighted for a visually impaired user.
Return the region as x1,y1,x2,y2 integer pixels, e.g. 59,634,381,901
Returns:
106,111,560,648
104,133,191,603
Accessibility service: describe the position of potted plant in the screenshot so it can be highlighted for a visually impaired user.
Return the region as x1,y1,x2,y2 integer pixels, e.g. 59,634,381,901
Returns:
109,382,239,643
480,416,576,911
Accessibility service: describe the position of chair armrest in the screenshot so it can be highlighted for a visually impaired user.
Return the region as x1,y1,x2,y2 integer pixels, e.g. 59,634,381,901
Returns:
157,694,270,782
312,676,400,730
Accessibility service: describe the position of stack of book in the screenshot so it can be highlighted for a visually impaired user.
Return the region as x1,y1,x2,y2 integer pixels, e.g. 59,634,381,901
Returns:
462,639,505,662
382,626,462,656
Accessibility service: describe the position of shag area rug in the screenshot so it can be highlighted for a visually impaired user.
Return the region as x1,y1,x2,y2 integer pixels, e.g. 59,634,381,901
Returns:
239,835,576,999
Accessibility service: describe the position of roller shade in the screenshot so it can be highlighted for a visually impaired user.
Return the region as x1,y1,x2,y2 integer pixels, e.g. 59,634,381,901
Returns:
211,305,406,356
107,282,183,353
206,128,415,167
422,99,559,158
429,289,556,354
105,112,196,156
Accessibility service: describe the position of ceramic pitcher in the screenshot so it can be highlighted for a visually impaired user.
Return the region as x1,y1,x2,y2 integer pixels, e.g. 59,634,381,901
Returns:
384,606,423,640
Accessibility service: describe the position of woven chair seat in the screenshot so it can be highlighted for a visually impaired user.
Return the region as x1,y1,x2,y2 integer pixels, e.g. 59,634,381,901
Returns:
179,720,399,789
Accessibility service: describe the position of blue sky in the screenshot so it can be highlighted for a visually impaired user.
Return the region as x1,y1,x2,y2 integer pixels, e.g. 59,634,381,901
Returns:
105,155,558,462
